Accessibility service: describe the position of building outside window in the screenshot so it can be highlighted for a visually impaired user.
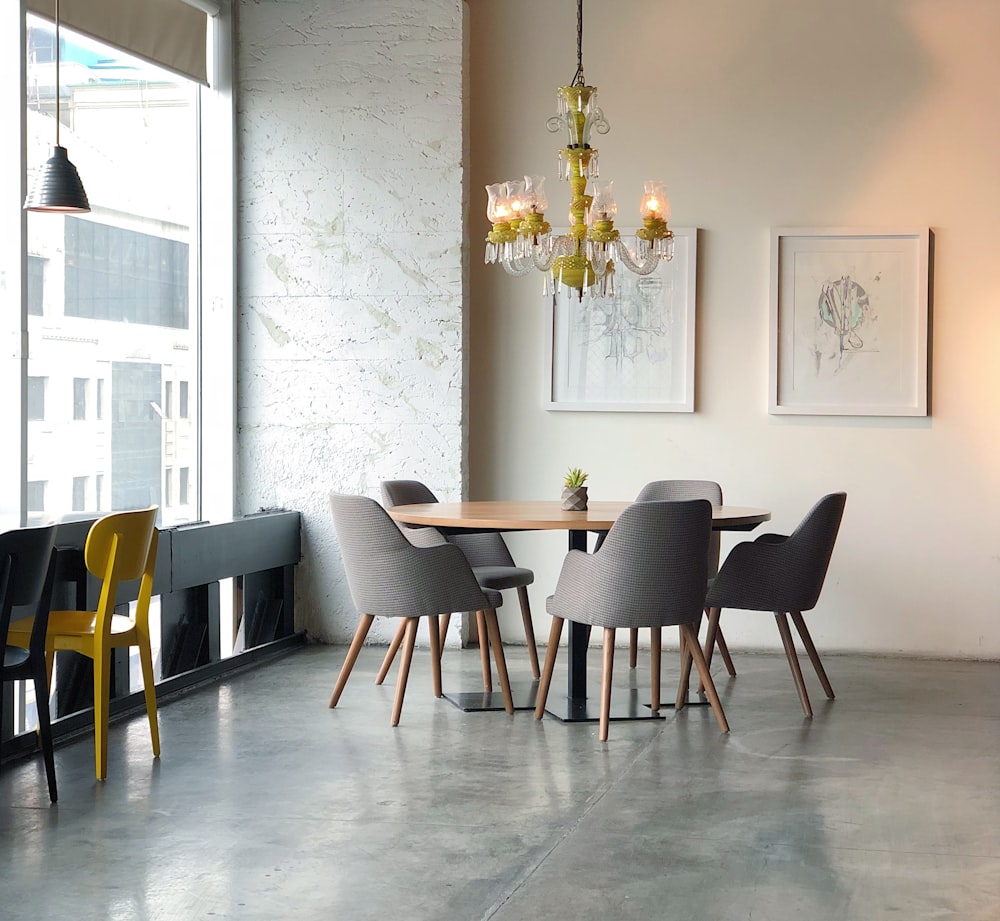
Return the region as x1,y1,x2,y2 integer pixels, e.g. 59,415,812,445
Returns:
164,380,173,419
179,380,189,419
164,467,174,507
180,466,190,506
95,473,104,512
96,378,104,421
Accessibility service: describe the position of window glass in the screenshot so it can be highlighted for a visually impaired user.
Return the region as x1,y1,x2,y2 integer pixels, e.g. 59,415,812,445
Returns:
27,376,45,421
25,16,199,526
27,255,45,316
26,481,45,512
72,475,87,511
73,377,87,420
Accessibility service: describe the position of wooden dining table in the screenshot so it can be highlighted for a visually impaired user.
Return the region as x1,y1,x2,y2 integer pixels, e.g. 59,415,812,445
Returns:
389,499,771,722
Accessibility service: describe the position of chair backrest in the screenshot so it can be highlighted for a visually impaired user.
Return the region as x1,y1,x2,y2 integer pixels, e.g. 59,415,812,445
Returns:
330,492,491,619
635,479,723,576
577,499,712,628
85,507,159,635
380,479,437,511
783,492,847,611
380,478,517,569
0,525,59,657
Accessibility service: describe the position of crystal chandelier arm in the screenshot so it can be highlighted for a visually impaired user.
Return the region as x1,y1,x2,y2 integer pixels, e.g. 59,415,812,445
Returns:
615,242,662,276
500,254,537,277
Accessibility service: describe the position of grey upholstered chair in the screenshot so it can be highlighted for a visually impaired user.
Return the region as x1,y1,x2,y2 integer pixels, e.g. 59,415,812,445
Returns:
329,492,513,725
534,499,729,741
703,492,847,717
633,479,736,682
380,480,539,693
0,525,59,802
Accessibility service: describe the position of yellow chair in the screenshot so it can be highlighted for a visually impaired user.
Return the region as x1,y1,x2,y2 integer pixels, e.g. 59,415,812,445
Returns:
10,507,160,780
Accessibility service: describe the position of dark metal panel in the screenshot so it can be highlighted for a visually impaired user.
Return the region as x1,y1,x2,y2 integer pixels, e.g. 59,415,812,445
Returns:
168,511,301,590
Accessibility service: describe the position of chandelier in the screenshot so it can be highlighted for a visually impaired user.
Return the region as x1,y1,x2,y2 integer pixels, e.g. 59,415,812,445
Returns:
484,0,672,300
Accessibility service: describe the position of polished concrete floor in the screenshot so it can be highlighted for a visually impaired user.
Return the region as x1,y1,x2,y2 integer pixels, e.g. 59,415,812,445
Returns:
1,642,998,920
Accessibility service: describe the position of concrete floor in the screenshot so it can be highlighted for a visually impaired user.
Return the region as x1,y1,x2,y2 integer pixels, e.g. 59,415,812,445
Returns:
1,642,998,920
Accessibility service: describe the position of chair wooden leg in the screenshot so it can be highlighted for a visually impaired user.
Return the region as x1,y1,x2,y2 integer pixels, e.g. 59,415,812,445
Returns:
535,616,564,720
628,628,638,669
600,627,615,741
715,622,737,677
484,610,514,714
698,607,723,693
790,611,834,699
94,649,111,780
676,625,694,708
438,612,451,660
32,662,57,802
376,620,406,685
330,613,375,707
476,610,492,692
391,618,419,726
775,611,812,717
517,586,540,679
137,634,161,757
428,613,442,698
650,626,661,712
680,623,729,732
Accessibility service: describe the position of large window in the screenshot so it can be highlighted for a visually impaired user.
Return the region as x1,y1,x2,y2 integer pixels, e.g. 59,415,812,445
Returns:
21,15,200,526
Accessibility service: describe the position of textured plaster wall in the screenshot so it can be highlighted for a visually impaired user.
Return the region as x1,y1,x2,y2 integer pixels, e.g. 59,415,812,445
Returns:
469,0,1000,658
235,0,467,642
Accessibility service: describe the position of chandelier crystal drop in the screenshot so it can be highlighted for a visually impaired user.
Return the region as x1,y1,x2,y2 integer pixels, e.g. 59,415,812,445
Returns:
484,0,672,300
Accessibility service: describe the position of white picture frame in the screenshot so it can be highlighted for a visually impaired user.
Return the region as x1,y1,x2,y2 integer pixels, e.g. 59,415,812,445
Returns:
769,227,930,416
544,226,697,412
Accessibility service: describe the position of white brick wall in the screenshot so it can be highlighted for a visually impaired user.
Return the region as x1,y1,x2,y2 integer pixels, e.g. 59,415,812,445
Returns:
235,0,467,642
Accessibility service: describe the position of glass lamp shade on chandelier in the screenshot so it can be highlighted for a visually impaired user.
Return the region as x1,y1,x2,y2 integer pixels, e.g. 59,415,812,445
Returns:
484,0,672,300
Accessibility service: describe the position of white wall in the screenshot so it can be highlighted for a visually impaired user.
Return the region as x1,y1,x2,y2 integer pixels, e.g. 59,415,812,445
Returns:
235,0,468,642
469,0,1000,658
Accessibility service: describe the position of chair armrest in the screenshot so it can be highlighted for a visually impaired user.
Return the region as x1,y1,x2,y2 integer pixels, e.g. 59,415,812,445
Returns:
706,538,793,610
546,549,596,618
754,532,788,544
399,524,448,549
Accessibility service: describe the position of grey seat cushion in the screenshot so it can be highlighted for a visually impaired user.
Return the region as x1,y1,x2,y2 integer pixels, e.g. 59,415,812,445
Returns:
471,565,534,591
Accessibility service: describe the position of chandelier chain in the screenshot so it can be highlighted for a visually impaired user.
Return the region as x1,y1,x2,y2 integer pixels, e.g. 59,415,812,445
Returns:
572,0,585,87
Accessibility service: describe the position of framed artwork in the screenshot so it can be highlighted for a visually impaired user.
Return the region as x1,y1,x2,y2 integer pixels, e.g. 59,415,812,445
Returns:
545,226,697,412
769,228,930,416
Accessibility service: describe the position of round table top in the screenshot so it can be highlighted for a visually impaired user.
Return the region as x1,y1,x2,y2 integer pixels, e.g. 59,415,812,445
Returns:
388,500,771,532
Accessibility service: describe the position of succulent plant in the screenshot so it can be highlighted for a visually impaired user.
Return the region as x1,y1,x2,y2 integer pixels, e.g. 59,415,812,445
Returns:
563,467,589,489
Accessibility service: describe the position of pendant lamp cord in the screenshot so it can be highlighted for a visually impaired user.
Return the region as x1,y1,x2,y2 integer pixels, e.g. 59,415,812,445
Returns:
54,0,61,146
571,0,585,87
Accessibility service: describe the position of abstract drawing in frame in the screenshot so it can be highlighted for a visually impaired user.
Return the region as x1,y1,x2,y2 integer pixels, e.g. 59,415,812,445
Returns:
545,226,697,412
769,227,930,416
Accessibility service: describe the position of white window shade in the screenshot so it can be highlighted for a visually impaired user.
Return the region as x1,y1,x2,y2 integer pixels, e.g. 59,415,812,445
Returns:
27,0,217,85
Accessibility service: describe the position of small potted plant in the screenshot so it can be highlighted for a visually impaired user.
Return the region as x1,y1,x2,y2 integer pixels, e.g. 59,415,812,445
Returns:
561,466,589,511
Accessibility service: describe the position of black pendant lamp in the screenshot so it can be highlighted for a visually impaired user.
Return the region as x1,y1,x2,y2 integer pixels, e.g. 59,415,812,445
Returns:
24,0,90,213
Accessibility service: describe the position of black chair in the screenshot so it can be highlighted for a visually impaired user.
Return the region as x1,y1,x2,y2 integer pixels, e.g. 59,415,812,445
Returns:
703,493,847,717
1,525,59,802
329,493,513,726
380,480,539,691
534,500,729,741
